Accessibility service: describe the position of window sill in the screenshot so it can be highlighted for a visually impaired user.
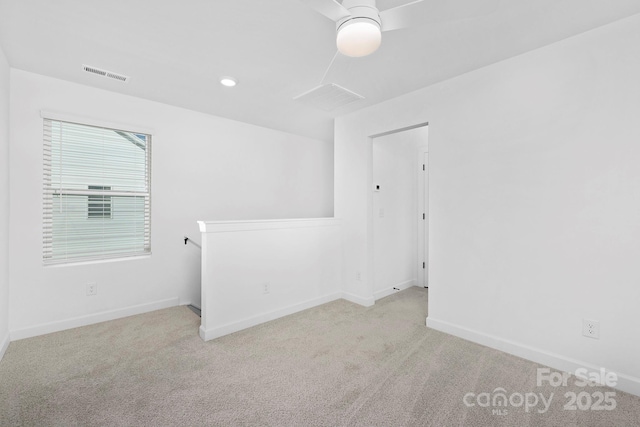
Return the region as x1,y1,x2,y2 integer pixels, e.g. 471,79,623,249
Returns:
44,253,152,268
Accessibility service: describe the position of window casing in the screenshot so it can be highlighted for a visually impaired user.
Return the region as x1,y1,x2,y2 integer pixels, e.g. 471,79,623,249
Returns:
43,118,151,264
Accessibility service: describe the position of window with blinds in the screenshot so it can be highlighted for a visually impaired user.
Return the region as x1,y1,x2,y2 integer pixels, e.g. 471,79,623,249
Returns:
43,118,151,264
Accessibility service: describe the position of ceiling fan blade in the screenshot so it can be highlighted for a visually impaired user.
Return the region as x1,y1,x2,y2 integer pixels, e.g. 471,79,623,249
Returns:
299,0,352,22
380,0,500,32
319,50,353,85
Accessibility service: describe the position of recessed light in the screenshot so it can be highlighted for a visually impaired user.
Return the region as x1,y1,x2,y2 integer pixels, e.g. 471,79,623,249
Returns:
220,76,237,87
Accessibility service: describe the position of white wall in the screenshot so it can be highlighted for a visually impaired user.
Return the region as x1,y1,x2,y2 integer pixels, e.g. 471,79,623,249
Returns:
335,14,640,396
198,218,342,340
372,128,426,299
9,70,333,339
0,45,10,358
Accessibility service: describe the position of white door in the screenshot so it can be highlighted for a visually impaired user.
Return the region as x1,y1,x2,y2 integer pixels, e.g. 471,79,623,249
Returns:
417,151,429,287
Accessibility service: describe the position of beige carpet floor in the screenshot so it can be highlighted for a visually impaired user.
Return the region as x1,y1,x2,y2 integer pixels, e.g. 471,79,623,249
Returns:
1,287,639,426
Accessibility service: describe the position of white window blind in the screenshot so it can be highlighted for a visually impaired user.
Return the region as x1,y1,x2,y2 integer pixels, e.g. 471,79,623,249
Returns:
43,118,151,264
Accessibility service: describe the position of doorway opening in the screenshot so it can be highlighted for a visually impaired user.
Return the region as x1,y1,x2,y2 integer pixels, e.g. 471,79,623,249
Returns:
371,124,428,301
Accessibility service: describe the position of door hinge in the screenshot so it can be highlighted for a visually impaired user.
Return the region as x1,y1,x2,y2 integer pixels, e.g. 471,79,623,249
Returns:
422,213,425,220
422,164,425,171
422,262,426,269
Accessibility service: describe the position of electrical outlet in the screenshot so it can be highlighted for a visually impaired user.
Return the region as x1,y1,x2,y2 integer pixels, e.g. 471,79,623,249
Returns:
582,319,600,339
356,271,361,281
86,283,97,296
263,282,270,294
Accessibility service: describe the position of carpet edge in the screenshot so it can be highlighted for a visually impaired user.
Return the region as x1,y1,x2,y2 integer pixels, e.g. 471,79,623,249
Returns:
427,317,640,398
10,297,181,341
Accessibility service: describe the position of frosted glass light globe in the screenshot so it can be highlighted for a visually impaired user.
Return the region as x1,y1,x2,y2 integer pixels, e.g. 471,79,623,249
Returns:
336,20,381,57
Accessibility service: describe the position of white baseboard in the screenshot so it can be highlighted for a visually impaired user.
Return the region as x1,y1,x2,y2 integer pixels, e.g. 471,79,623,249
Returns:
427,317,640,398
200,292,343,341
0,330,9,362
341,291,375,307
10,297,180,341
373,279,416,301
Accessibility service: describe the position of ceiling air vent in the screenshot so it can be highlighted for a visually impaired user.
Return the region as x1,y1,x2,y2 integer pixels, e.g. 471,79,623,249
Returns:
82,64,130,83
294,83,363,112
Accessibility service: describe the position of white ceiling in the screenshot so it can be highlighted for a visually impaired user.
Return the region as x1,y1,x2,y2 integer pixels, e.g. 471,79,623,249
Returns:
1,0,639,142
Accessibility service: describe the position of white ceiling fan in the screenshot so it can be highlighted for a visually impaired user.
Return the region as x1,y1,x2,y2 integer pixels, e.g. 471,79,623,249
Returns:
294,0,499,112
299,0,500,57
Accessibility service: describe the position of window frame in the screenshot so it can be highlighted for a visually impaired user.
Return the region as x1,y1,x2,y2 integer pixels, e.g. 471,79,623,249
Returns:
42,111,153,265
